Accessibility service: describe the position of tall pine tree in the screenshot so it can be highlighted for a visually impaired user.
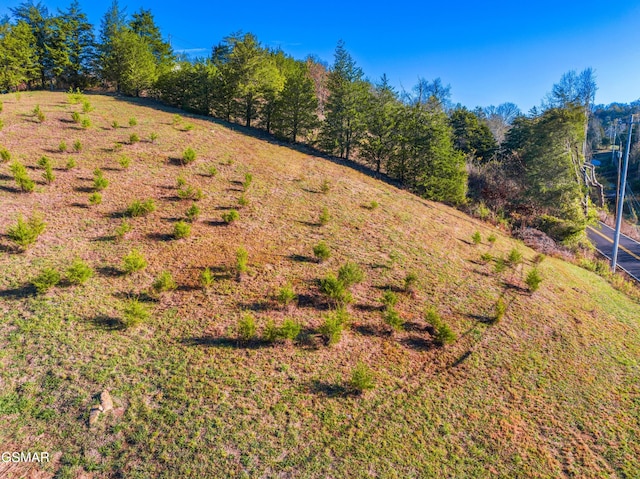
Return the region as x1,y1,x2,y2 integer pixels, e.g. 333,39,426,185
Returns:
361,75,399,173
272,60,318,142
0,20,38,90
320,41,369,160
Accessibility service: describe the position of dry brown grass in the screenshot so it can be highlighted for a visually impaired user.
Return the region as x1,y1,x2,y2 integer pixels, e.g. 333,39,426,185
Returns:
1,92,639,478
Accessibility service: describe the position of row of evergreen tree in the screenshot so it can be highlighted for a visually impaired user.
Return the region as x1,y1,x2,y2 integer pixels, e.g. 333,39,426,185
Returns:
0,0,600,244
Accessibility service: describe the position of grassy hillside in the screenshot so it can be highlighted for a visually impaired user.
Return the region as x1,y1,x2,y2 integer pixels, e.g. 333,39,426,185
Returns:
1,91,639,478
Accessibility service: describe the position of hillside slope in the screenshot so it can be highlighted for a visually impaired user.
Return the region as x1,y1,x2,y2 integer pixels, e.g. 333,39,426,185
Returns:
1,92,639,478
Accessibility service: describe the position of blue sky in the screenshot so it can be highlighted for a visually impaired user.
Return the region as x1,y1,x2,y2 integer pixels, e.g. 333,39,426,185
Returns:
2,0,640,111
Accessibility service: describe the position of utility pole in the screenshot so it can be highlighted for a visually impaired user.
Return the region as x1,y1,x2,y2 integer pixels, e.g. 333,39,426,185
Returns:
612,120,622,221
612,114,636,272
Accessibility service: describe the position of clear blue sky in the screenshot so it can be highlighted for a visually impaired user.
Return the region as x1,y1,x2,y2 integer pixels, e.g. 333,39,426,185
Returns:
2,0,640,111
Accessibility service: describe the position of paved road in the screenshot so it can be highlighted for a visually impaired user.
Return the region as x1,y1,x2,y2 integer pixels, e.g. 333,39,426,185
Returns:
587,222,640,281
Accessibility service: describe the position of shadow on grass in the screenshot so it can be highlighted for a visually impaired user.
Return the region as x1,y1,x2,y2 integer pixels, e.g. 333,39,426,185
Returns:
91,234,115,242
450,350,473,368
167,157,185,166
306,380,355,398
108,211,130,219
372,284,405,293
288,254,316,263
113,291,158,303
301,188,322,194
0,173,14,181
502,282,530,294
0,284,37,299
159,194,182,202
0,240,23,254
0,185,22,194
296,220,321,227
457,238,476,246
176,284,201,292
353,323,388,337
96,266,122,277
146,232,174,242
90,315,124,331
468,313,496,324
296,293,328,310
354,303,383,312
70,202,89,209
74,186,95,193
399,336,434,351
472,269,493,278
206,220,228,227
237,300,274,312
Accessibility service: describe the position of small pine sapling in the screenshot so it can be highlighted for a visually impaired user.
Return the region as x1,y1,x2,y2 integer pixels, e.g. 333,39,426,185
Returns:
237,314,256,341
404,272,418,293
173,221,191,239
114,220,132,241
7,214,45,249
242,173,253,191
525,268,542,292
319,207,330,225
313,241,331,262
384,307,404,331
494,297,506,323
182,147,196,164
222,210,239,224
236,247,248,277
276,283,296,308
32,267,61,294
337,262,364,288
152,271,177,294
425,306,456,346
350,362,375,394
185,204,200,222
200,267,214,289
93,168,108,191
119,155,131,169
88,192,102,205
0,148,11,163
66,259,93,285
122,249,147,274
122,298,149,328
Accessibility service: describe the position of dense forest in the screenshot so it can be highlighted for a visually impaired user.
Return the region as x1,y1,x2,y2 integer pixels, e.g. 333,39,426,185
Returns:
2,0,638,248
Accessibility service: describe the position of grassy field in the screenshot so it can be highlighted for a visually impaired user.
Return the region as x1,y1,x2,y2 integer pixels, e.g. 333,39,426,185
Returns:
1,91,639,478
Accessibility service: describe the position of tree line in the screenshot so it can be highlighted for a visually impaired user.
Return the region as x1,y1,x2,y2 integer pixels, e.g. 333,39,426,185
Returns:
0,0,602,247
